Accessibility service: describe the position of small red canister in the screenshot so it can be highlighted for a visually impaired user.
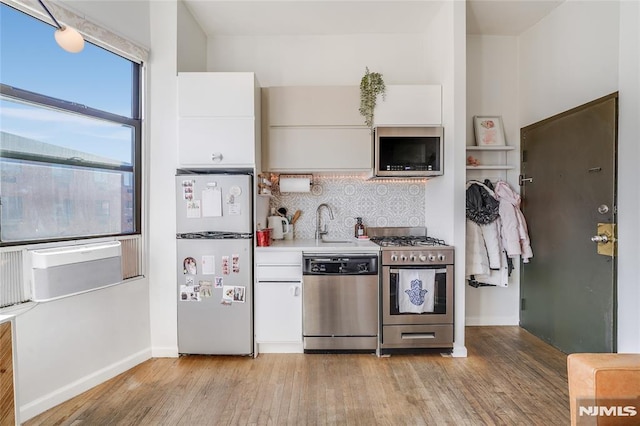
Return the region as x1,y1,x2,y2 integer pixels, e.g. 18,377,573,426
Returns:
257,228,272,247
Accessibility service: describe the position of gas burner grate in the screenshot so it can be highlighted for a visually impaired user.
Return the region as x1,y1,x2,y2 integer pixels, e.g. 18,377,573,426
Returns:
370,236,447,247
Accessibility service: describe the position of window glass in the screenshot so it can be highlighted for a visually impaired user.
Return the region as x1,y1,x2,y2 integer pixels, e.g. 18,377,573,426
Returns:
1,97,134,165
0,159,134,242
0,4,135,118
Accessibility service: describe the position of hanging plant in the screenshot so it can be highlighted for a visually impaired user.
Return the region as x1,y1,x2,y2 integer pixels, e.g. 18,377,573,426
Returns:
359,67,386,128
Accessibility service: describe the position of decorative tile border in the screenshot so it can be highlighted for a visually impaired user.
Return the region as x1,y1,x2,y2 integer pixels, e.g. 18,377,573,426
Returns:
270,176,426,240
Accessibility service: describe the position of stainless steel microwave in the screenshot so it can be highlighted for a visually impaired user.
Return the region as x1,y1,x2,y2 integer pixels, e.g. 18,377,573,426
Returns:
374,126,444,177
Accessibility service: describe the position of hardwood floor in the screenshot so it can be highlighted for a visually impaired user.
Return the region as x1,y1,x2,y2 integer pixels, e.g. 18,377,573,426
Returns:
25,327,569,425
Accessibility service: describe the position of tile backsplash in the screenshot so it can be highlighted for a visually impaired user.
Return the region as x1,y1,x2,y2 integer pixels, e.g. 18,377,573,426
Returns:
269,176,426,240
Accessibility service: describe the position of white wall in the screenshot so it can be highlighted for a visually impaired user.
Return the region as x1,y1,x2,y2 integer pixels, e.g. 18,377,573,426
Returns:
62,0,150,48
518,1,619,126
422,0,467,356
15,1,153,422
465,35,520,326
207,34,429,86
177,0,206,72
616,0,640,353
148,0,179,358
16,280,151,421
518,0,640,351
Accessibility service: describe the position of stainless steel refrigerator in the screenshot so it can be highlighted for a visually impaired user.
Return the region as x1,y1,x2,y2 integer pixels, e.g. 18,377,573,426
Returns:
176,169,253,355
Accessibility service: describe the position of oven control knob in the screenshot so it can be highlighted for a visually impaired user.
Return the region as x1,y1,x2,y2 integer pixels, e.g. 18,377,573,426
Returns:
428,254,436,261
390,254,398,262
438,254,446,262
409,255,417,262
400,255,408,262
419,254,427,262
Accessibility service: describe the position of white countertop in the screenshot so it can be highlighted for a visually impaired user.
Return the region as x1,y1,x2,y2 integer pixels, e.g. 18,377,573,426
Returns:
0,314,14,324
256,238,380,253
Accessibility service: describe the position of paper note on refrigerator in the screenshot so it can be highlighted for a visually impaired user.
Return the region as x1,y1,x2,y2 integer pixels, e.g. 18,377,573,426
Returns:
202,187,222,217
186,200,201,218
202,255,215,275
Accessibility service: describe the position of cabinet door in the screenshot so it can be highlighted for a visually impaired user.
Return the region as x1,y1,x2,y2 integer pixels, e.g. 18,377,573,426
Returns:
255,282,302,343
267,86,363,126
178,117,256,166
0,321,15,426
178,72,256,117
266,127,372,171
374,85,442,126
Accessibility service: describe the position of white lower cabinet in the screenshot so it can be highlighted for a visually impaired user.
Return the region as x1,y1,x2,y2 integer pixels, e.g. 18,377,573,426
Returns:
254,250,303,353
255,282,302,344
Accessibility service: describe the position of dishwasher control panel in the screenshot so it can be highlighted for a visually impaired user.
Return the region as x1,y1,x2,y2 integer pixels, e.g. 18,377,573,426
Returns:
303,254,378,275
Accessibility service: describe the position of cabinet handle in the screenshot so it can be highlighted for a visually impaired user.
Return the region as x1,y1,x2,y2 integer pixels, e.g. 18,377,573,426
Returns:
211,153,223,162
290,286,299,296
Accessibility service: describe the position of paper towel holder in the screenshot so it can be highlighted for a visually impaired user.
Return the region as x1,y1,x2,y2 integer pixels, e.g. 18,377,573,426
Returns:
278,174,313,193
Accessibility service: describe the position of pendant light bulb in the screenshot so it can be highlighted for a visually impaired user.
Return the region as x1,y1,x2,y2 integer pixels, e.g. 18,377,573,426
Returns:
54,25,85,53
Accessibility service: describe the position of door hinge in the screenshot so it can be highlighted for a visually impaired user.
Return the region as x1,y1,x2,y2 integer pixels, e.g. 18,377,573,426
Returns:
521,298,526,311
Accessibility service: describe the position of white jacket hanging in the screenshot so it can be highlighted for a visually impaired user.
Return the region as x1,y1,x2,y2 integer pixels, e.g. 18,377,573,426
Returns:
494,181,534,263
465,219,509,287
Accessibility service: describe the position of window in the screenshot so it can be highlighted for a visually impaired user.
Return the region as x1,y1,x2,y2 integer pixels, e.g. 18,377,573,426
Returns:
0,3,142,245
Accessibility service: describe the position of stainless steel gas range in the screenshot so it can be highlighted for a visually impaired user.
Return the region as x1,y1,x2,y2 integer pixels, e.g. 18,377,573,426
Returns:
368,227,454,352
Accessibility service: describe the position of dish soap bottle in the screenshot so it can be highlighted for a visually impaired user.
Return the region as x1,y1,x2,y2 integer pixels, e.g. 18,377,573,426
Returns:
354,217,365,238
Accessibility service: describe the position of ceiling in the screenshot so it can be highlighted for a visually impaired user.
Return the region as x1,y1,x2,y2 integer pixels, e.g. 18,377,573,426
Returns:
183,0,565,37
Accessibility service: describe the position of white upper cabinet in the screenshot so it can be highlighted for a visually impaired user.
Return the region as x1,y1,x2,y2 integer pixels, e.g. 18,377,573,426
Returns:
177,72,260,168
263,86,371,172
178,72,257,117
178,118,257,166
374,85,442,126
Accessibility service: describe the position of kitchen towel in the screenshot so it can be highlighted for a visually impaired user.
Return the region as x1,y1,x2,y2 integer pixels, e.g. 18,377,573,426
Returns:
398,269,436,313
279,175,311,193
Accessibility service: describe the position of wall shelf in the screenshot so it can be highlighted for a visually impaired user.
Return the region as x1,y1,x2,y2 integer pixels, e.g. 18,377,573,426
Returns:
466,145,516,171
466,146,516,151
466,165,515,170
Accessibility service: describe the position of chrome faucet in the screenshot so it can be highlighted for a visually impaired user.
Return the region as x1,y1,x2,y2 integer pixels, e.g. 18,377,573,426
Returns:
315,203,335,241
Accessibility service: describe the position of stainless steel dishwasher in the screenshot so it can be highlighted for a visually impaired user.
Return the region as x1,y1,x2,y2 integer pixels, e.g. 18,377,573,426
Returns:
302,253,379,352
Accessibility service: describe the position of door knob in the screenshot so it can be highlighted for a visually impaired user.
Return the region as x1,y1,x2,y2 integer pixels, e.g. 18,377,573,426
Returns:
591,234,609,243
592,223,617,257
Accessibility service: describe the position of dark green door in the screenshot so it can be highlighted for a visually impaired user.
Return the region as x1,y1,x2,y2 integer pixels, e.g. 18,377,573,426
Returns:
520,93,617,354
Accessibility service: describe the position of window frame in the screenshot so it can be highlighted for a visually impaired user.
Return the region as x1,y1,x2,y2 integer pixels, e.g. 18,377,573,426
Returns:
0,55,143,248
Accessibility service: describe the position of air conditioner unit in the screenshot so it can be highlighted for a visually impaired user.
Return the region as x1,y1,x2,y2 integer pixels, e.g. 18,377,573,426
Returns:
30,241,122,302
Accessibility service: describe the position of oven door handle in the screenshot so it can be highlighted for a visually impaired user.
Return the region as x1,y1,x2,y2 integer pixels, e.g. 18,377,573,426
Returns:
389,268,447,274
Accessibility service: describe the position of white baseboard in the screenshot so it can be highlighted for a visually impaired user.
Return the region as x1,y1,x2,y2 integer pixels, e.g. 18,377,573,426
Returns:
451,345,468,358
151,346,179,358
256,342,304,354
20,348,151,423
465,316,519,326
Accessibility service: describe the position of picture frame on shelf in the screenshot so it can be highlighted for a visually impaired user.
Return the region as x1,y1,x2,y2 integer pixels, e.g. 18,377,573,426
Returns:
473,116,506,146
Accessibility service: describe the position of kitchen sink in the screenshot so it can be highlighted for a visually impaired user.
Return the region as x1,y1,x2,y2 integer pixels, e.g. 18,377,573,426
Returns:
320,240,355,245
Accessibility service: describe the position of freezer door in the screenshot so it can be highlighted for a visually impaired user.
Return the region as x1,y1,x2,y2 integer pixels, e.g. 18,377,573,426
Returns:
177,238,253,355
176,173,252,234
